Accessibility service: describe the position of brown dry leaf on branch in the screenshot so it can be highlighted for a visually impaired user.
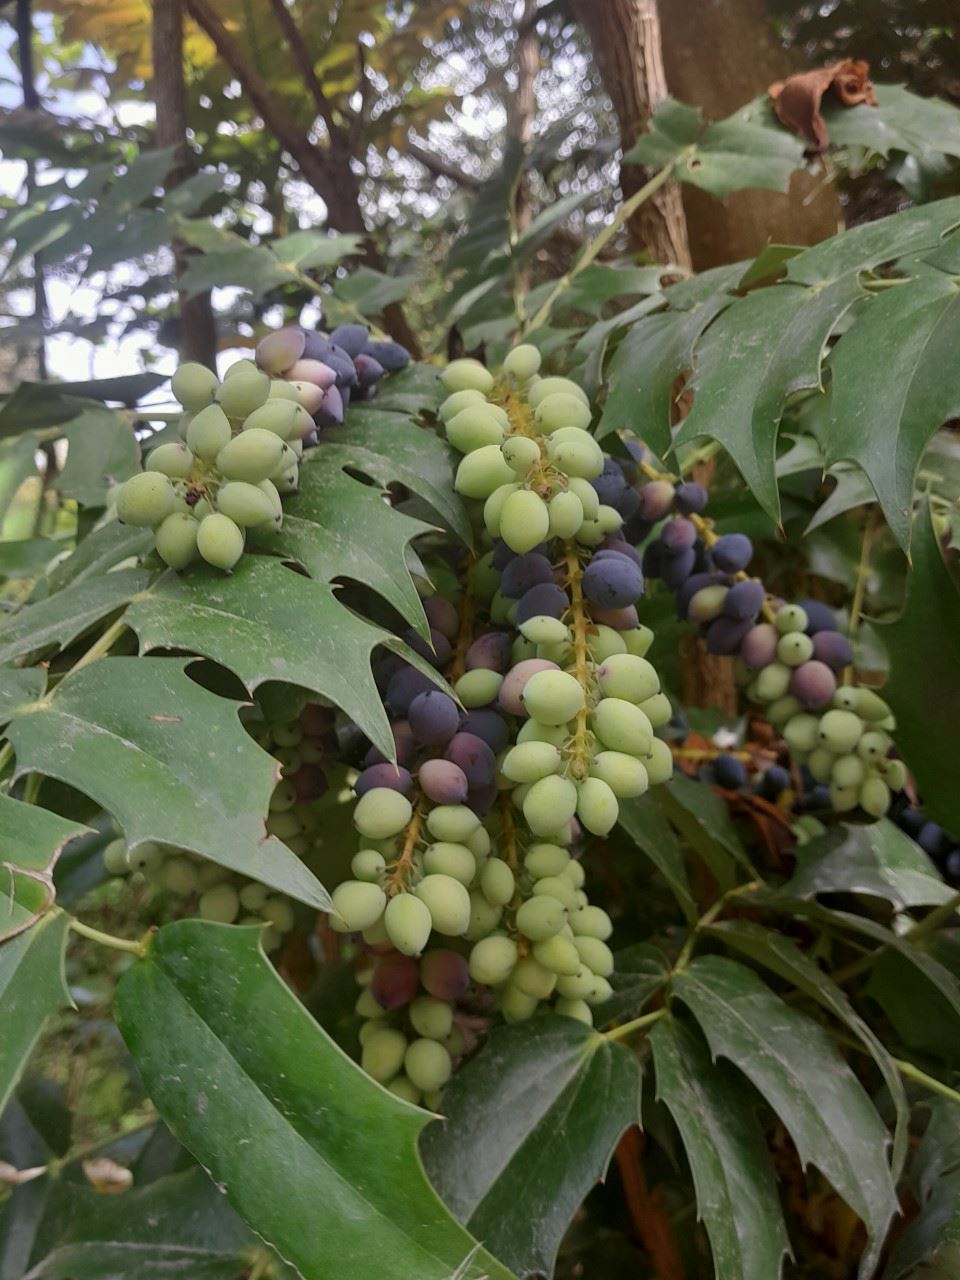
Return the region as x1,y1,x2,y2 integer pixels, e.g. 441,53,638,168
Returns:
769,59,878,153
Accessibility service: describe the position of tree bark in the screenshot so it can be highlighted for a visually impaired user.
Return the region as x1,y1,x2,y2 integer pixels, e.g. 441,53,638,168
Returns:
152,0,218,369
573,0,692,270
658,0,842,270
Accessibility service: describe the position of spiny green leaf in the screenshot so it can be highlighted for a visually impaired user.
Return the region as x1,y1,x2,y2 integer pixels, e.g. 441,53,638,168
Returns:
593,942,670,1027
675,276,863,523
5,658,328,909
882,507,960,830
0,914,71,1117
657,773,755,890
825,273,960,552
178,247,292,300
0,670,45,724
115,921,516,1280
0,568,149,668
55,408,140,508
125,557,447,762
421,1018,640,1279
597,295,730,454
0,795,91,941
823,84,960,164
617,794,697,922
673,955,897,1274
780,820,953,910
707,920,908,1181
651,1016,790,1280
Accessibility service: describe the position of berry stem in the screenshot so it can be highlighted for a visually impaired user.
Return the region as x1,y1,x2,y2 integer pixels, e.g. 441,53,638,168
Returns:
602,1006,666,1042
70,916,149,956
385,799,425,896
563,541,595,781
845,506,879,682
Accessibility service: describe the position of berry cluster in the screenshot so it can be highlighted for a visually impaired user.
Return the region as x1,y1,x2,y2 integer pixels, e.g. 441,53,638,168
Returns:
115,323,409,571
324,345,676,1102
634,471,903,820
243,700,336,857
890,799,960,885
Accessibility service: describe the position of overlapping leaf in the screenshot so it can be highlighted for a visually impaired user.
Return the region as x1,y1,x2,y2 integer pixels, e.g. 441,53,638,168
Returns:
882,507,960,830
115,922,516,1280
0,795,91,940
651,1017,790,1280
673,956,898,1274
617,793,697,921
0,914,71,1116
0,568,148,668
421,1018,640,1278
5,658,328,908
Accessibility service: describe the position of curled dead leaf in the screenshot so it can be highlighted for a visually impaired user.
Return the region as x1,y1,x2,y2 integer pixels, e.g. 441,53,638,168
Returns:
82,1156,134,1194
769,59,878,153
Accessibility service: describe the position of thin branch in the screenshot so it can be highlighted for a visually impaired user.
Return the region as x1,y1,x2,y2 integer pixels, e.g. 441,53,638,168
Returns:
406,138,480,189
265,0,341,142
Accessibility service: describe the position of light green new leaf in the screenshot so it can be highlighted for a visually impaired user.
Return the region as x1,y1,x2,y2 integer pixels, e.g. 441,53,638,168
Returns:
674,956,897,1275
5,658,328,909
269,229,363,272
651,1017,790,1280
826,273,960,552
675,275,863,522
0,568,149,667
0,795,91,941
126,557,447,762
882,507,960,831
707,920,908,1181
115,922,516,1280
421,1018,640,1279
0,914,71,1116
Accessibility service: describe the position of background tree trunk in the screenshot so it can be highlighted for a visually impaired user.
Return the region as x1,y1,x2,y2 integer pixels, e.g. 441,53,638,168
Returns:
573,0,692,270
152,0,218,369
659,0,842,269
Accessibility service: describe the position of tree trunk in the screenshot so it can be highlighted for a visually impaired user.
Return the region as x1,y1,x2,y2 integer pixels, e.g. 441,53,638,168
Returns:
573,0,692,270
659,0,842,270
152,0,218,369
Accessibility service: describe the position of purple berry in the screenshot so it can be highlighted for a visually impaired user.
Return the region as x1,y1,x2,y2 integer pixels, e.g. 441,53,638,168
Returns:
812,630,854,672
789,660,838,709
372,953,420,1009
420,950,470,1002
582,554,644,609
465,632,512,673
408,690,461,746
355,763,413,798
638,481,676,521
739,623,779,669
723,578,766,620
674,482,708,514
500,552,554,600
710,533,753,573
460,708,510,753
661,518,697,552
705,615,753,655
516,582,569,624
444,732,496,789
424,595,459,641
385,667,434,715
419,759,469,805
660,546,696,589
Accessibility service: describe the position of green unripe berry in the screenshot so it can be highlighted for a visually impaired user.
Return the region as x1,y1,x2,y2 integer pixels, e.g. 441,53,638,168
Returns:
502,343,541,381
532,933,581,975
415,873,471,936
351,849,386,882
548,489,585,538
777,632,815,667
512,956,557,999
455,445,517,499
531,875,579,910
440,358,494,395
216,481,279,528
446,406,504,453
521,669,584,725
593,699,654,757
422,842,476,885
502,435,541,474
502,740,562,784
387,1075,422,1106
199,884,240,923
516,895,566,941
807,746,834,782
535,392,592,433
172,361,220,411
405,1038,453,1091
117,471,177,528
217,428,285,483
465,825,492,859
637,692,672,729
754,663,792,702
523,843,570,878
567,478,599,520
576,777,619,836
384,892,433,955
830,782,860,812
480,857,515,907
516,719,567,748
161,856,199,895
500,985,540,1023
562,860,585,889
555,997,593,1025
217,368,271,418
527,376,588,408
859,775,891,817
455,669,504,708
354,787,413,839
622,626,655,658
880,758,907,790
853,689,892,722
500,489,550,554
425,805,481,843
519,615,569,645
831,754,865,788
596,654,659,704
469,934,518,985
783,713,820,754
197,513,244,570
241,399,301,440
569,904,613,940
574,935,614,977
103,837,129,876
146,442,194,479
154,512,199,570
186,403,232,461
556,968,596,999
361,1028,407,1082
330,879,386,932
775,604,809,634
546,432,604,480
643,737,674,786
818,709,864,754
522,775,578,836
767,695,802,726
439,388,486,422
465,891,502,941
591,751,648,799
409,995,454,1041
857,730,891,762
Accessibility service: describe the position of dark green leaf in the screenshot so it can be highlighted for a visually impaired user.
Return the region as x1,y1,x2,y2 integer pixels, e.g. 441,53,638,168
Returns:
623,98,703,167
595,942,670,1026
55,409,140,508
46,521,150,592
126,557,447,762
824,85,960,164
651,1017,790,1280
115,921,516,1280
332,268,420,316
0,386,79,441
882,507,960,830
6,658,328,908
825,274,960,551
707,920,908,1180
0,914,71,1115
0,539,59,578
658,773,755,889
780,821,953,910
421,1017,639,1279
0,670,45,723
617,793,697,921
674,955,897,1272
0,568,148,667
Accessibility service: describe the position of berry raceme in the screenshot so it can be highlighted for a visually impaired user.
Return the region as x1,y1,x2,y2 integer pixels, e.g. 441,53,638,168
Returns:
325,345,675,1100
623,463,903,822
115,324,409,571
